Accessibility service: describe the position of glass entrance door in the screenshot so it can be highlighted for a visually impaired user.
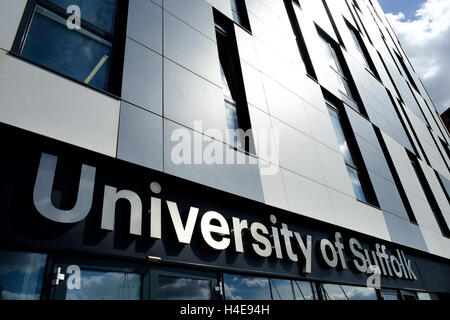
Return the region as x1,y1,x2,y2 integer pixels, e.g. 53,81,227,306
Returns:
149,266,222,300
48,256,148,300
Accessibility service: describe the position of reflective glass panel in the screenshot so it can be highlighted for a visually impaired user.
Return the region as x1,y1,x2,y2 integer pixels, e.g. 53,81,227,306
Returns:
225,101,242,149
320,284,348,300
341,285,377,300
270,279,294,300
157,276,212,300
321,284,377,300
21,6,112,91
327,108,355,166
0,250,47,300
347,166,368,202
320,38,339,72
350,28,369,67
224,274,272,300
417,292,439,300
65,269,141,300
333,70,349,95
220,62,234,100
293,281,318,300
48,0,118,33
381,289,400,300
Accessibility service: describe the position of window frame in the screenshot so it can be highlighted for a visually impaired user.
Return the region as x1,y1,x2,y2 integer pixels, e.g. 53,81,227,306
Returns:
320,36,353,100
229,0,252,32
214,10,255,155
326,98,379,207
11,0,128,97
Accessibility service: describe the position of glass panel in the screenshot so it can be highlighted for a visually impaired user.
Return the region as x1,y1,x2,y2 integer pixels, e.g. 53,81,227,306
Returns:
219,62,234,100
157,276,212,300
417,292,439,300
48,0,118,33
381,289,400,300
0,250,47,300
270,279,294,300
327,108,355,166
231,10,243,26
333,71,349,95
322,284,377,300
417,292,432,300
293,281,318,300
401,290,418,300
320,284,348,300
230,0,239,12
350,29,368,67
341,285,378,300
65,269,141,300
320,38,339,72
225,101,242,149
347,166,368,202
224,274,272,300
22,6,112,91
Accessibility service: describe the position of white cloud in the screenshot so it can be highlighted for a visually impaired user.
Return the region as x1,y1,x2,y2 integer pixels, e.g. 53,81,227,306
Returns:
386,0,450,113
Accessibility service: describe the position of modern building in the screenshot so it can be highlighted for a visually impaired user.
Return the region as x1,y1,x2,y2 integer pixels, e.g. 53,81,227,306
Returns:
0,0,449,301
441,108,450,134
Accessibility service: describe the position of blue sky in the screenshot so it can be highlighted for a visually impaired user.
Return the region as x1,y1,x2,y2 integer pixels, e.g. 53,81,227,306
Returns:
378,0,423,17
377,0,450,113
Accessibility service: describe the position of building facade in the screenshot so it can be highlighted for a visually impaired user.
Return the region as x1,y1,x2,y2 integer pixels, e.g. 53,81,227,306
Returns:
0,0,449,300
441,108,450,134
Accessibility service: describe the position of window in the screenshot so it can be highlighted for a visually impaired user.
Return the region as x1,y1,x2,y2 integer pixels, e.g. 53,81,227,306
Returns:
0,249,47,300
223,274,272,300
380,289,401,300
348,26,370,69
66,269,141,300
229,0,251,31
157,276,212,300
215,11,253,152
327,103,371,203
320,283,378,300
283,0,317,79
292,280,319,300
395,51,420,92
417,292,440,300
270,278,295,300
320,36,353,100
224,274,320,301
409,153,450,238
13,0,126,94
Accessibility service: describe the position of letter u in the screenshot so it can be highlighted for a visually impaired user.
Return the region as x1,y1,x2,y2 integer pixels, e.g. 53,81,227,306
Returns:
33,153,96,223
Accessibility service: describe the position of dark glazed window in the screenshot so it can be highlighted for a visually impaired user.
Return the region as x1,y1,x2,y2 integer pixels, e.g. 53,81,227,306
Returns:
270,278,295,300
293,280,319,300
0,249,47,300
320,283,377,300
157,276,212,300
66,268,141,300
229,0,251,31
13,0,127,95
47,0,118,33
223,274,272,300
